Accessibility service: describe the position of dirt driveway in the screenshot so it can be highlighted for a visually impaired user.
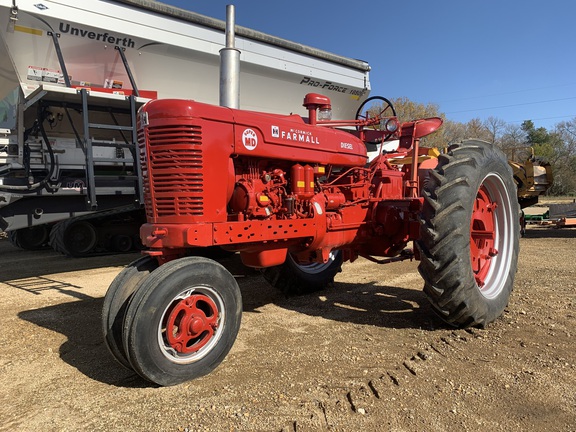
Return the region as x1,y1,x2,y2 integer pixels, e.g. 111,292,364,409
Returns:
0,225,574,431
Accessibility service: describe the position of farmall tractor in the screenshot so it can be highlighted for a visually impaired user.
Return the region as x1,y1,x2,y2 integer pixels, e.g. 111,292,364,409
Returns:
102,93,519,386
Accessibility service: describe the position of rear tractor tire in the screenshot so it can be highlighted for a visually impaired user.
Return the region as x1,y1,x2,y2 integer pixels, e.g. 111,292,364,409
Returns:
263,250,343,295
417,140,519,328
121,256,242,386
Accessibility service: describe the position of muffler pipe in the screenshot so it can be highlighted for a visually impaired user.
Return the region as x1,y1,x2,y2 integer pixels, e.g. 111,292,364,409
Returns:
219,5,240,109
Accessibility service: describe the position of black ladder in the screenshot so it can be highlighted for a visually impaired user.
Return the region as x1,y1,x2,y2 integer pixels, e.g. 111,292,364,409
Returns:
80,88,143,210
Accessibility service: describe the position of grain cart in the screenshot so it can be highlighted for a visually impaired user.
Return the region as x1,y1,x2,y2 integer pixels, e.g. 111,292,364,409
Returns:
103,90,519,386
0,0,370,255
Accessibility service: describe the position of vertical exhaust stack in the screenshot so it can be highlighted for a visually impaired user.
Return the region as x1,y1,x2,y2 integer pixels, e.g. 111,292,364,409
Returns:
219,5,240,109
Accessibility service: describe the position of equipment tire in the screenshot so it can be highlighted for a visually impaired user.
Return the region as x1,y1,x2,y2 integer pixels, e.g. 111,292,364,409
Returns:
122,256,242,386
111,234,134,253
102,255,159,370
8,225,51,250
417,140,519,328
50,219,98,257
262,250,342,295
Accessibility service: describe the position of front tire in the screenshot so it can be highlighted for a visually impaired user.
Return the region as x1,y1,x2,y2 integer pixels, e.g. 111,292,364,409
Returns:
122,257,242,386
417,140,519,328
102,255,159,370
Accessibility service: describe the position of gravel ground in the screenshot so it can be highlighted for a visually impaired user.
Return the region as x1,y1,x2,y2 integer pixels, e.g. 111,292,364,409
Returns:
0,224,574,431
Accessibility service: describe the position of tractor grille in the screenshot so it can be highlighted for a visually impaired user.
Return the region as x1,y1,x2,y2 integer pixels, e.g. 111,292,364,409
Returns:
138,124,204,219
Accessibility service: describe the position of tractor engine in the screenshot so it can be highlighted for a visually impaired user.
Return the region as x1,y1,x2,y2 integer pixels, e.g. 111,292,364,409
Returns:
137,94,415,268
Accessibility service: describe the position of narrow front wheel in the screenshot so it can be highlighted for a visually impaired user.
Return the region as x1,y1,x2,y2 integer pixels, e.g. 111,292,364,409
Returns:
102,255,159,370
122,256,242,386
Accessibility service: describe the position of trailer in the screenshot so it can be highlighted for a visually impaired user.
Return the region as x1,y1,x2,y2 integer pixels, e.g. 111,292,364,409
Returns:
0,0,371,255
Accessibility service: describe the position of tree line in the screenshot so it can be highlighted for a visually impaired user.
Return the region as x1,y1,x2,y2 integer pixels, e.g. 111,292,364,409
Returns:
382,97,576,196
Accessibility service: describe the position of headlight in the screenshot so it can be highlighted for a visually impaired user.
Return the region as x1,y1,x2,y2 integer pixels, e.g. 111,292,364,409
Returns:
318,107,332,121
384,118,399,133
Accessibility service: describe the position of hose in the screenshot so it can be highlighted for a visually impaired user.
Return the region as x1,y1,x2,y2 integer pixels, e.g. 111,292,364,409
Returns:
0,105,57,192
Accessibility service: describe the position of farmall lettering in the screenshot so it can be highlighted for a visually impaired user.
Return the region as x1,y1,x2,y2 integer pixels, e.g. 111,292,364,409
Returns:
280,128,320,144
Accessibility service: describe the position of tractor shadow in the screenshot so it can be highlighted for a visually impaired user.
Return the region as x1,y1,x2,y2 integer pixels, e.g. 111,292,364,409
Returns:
17,254,446,387
18,296,154,387
271,280,444,331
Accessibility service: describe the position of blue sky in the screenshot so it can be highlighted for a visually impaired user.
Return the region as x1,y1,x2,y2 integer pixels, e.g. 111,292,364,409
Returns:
162,1,576,130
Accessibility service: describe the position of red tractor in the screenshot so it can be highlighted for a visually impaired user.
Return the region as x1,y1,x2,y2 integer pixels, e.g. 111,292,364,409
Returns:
102,93,519,386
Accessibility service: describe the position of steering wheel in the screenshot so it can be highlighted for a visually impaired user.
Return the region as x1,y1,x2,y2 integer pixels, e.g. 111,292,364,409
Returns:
355,96,397,144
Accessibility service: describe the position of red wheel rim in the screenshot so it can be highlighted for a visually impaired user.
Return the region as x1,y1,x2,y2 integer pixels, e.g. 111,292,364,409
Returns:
165,294,219,354
470,185,498,287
